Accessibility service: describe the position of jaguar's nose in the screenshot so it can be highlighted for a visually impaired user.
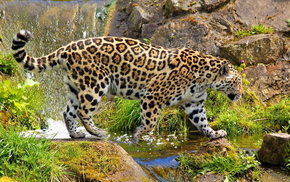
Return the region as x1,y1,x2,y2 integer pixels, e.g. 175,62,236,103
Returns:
228,94,240,101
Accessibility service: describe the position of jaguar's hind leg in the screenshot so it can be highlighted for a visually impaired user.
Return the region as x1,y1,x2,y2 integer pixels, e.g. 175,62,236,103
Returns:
63,85,86,138
77,89,107,139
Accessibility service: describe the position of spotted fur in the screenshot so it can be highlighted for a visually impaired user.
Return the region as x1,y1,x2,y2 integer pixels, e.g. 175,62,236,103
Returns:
12,30,243,143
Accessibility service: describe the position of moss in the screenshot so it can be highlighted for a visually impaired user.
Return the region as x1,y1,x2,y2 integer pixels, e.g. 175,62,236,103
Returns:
52,140,121,181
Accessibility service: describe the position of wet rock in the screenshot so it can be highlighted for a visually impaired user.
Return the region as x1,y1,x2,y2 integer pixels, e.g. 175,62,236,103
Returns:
220,34,287,65
245,60,290,102
198,138,233,156
257,133,290,166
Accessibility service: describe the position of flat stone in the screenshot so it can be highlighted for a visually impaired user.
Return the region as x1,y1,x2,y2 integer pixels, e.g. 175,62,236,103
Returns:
257,133,290,166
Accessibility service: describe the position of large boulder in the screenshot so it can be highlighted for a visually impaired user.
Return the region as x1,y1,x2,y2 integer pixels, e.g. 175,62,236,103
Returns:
257,133,290,166
220,34,287,65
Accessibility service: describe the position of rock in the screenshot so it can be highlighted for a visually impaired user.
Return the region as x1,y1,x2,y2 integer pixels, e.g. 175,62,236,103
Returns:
257,133,290,166
164,0,230,16
195,172,224,182
53,139,148,181
235,0,290,32
164,0,202,16
220,34,287,65
127,5,152,31
198,138,234,156
245,60,290,102
151,16,220,55
201,0,231,12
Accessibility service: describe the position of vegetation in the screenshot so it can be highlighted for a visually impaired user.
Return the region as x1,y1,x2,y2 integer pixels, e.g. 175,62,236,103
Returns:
95,87,289,137
0,53,18,76
235,24,274,38
52,141,122,181
0,126,66,182
179,150,262,181
286,19,290,27
0,79,44,130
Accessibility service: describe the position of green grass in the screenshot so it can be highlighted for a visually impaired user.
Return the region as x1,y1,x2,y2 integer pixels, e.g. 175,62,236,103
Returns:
235,24,273,38
178,150,262,181
104,97,188,134
0,53,18,76
0,79,44,129
0,126,66,182
52,141,121,181
95,87,289,137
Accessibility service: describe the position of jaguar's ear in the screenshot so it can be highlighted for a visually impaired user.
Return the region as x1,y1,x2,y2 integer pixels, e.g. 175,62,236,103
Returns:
220,64,233,79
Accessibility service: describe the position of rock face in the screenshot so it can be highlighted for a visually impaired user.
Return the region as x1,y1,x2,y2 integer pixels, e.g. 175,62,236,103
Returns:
257,133,290,166
245,61,290,102
109,0,290,102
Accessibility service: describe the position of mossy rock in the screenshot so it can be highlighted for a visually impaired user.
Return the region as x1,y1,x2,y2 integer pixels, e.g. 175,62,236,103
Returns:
198,138,235,156
51,139,148,182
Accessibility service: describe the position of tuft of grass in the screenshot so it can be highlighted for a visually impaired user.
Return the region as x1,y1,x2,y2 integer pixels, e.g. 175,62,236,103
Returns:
178,150,262,181
0,53,18,76
286,19,290,27
235,24,273,38
108,97,141,132
107,97,188,134
0,126,66,182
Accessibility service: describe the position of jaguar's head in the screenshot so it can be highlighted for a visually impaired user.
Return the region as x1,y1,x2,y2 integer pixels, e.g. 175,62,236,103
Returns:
212,63,243,102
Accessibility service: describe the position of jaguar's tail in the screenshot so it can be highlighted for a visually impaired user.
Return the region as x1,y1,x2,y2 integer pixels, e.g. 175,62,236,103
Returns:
12,30,64,72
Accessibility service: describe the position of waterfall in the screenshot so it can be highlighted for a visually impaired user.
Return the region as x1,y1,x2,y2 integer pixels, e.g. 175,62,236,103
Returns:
0,0,112,120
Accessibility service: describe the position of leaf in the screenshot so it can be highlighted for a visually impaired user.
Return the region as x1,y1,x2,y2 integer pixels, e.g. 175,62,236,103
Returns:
17,79,39,89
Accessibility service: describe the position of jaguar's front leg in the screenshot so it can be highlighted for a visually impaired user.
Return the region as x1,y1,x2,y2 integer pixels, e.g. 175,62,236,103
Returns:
182,101,227,139
133,97,161,144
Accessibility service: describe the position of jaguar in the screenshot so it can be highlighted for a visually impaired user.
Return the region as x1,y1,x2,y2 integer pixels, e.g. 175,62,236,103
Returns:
12,30,243,143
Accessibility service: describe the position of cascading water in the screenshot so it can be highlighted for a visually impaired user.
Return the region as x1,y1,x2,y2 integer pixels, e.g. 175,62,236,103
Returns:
0,0,111,120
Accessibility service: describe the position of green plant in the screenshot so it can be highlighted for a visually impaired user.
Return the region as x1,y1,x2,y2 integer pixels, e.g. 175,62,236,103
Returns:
53,141,121,181
0,126,66,182
285,19,290,27
0,79,44,129
108,97,141,132
143,38,152,44
235,24,273,38
0,53,18,76
179,150,261,181
251,24,273,34
107,97,188,134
